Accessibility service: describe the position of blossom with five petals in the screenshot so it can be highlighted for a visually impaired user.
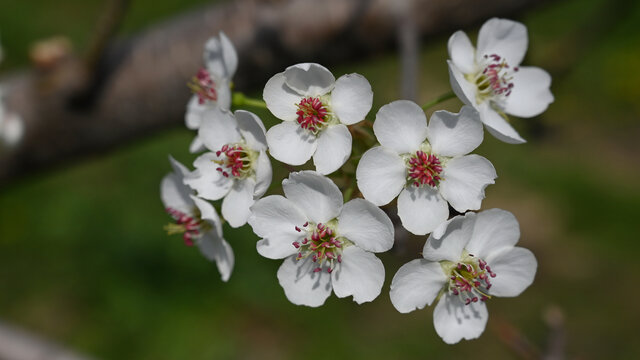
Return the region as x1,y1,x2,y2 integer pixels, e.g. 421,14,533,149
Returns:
263,63,373,174
448,18,554,144
389,209,537,344
161,156,234,281
356,100,496,235
185,108,272,228
248,171,394,307
185,32,238,152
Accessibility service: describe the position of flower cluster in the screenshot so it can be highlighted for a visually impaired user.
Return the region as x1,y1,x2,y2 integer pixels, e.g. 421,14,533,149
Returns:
160,18,550,343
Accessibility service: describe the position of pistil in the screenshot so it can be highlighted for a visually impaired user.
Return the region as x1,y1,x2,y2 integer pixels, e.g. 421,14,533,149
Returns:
292,222,344,273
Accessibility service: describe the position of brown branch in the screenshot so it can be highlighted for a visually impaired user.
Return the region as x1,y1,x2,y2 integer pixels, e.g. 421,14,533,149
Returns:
0,0,548,185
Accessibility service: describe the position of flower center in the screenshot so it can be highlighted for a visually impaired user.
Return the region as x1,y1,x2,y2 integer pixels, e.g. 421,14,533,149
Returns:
214,144,256,179
164,207,209,246
292,222,345,273
441,252,496,305
188,68,218,104
406,150,443,188
296,97,331,134
466,54,518,105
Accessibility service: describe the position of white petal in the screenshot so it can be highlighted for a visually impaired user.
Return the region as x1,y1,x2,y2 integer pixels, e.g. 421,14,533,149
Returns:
478,102,526,144
448,31,477,74
447,61,475,106
476,18,528,66
282,171,343,224
203,32,238,79
355,146,406,206
184,153,233,201
169,155,191,177
373,100,427,154
253,151,272,199
439,155,496,212
283,63,335,96
465,208,520,259
397,186,449,236
198,108,241,152
185,95,205,129
313,124,352,175
249,195,307,259
390,259,447,313
277,256,332,307
330,73,373,125
216,80,232,110
423,212,475,262
197,233,235,282
266,122,317,166
188,135,206,153
191,195,223,238
431,217,454,240
433,293,488,344
427,106,483,157
337,198,394,253
235,110,267,151
486,246,537,297
331,246,385,304
504,66,554,118
160,173,194,214
221,178,256,228
263,73,302,121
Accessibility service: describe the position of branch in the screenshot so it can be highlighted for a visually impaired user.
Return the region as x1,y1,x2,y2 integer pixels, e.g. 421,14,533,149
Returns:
0,0,546,185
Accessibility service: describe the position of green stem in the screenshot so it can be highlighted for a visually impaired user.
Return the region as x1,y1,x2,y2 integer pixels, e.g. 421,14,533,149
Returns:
343,186,354,202
421,91,456,110
232,92,268,109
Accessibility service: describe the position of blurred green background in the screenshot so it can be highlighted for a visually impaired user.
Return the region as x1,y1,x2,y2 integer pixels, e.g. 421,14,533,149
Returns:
1,0,639,358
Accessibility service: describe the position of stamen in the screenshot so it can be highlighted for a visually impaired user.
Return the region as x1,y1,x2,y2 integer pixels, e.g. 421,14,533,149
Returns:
406,151,443,187
446,254,497,306
187,68,218,104
470,54,519,104
214,144,254,179
293,221,344,273
296,97,330,134
164,207,203,246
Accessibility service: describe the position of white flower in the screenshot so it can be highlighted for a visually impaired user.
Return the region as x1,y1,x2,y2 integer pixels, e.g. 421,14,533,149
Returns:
0,42,25,148
448,18,554,144
161,156,234,282
184,108,272,228
0,88,24,148
356,100,496,235
248,171,394,307
389,209,537,344
263,63,373,174
185,32,238,152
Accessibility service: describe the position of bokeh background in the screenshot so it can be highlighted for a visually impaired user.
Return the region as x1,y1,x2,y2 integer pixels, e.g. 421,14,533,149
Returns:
1,0,639,358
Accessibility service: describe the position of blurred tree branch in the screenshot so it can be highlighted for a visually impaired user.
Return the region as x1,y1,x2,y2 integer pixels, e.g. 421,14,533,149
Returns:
0,0,547,185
